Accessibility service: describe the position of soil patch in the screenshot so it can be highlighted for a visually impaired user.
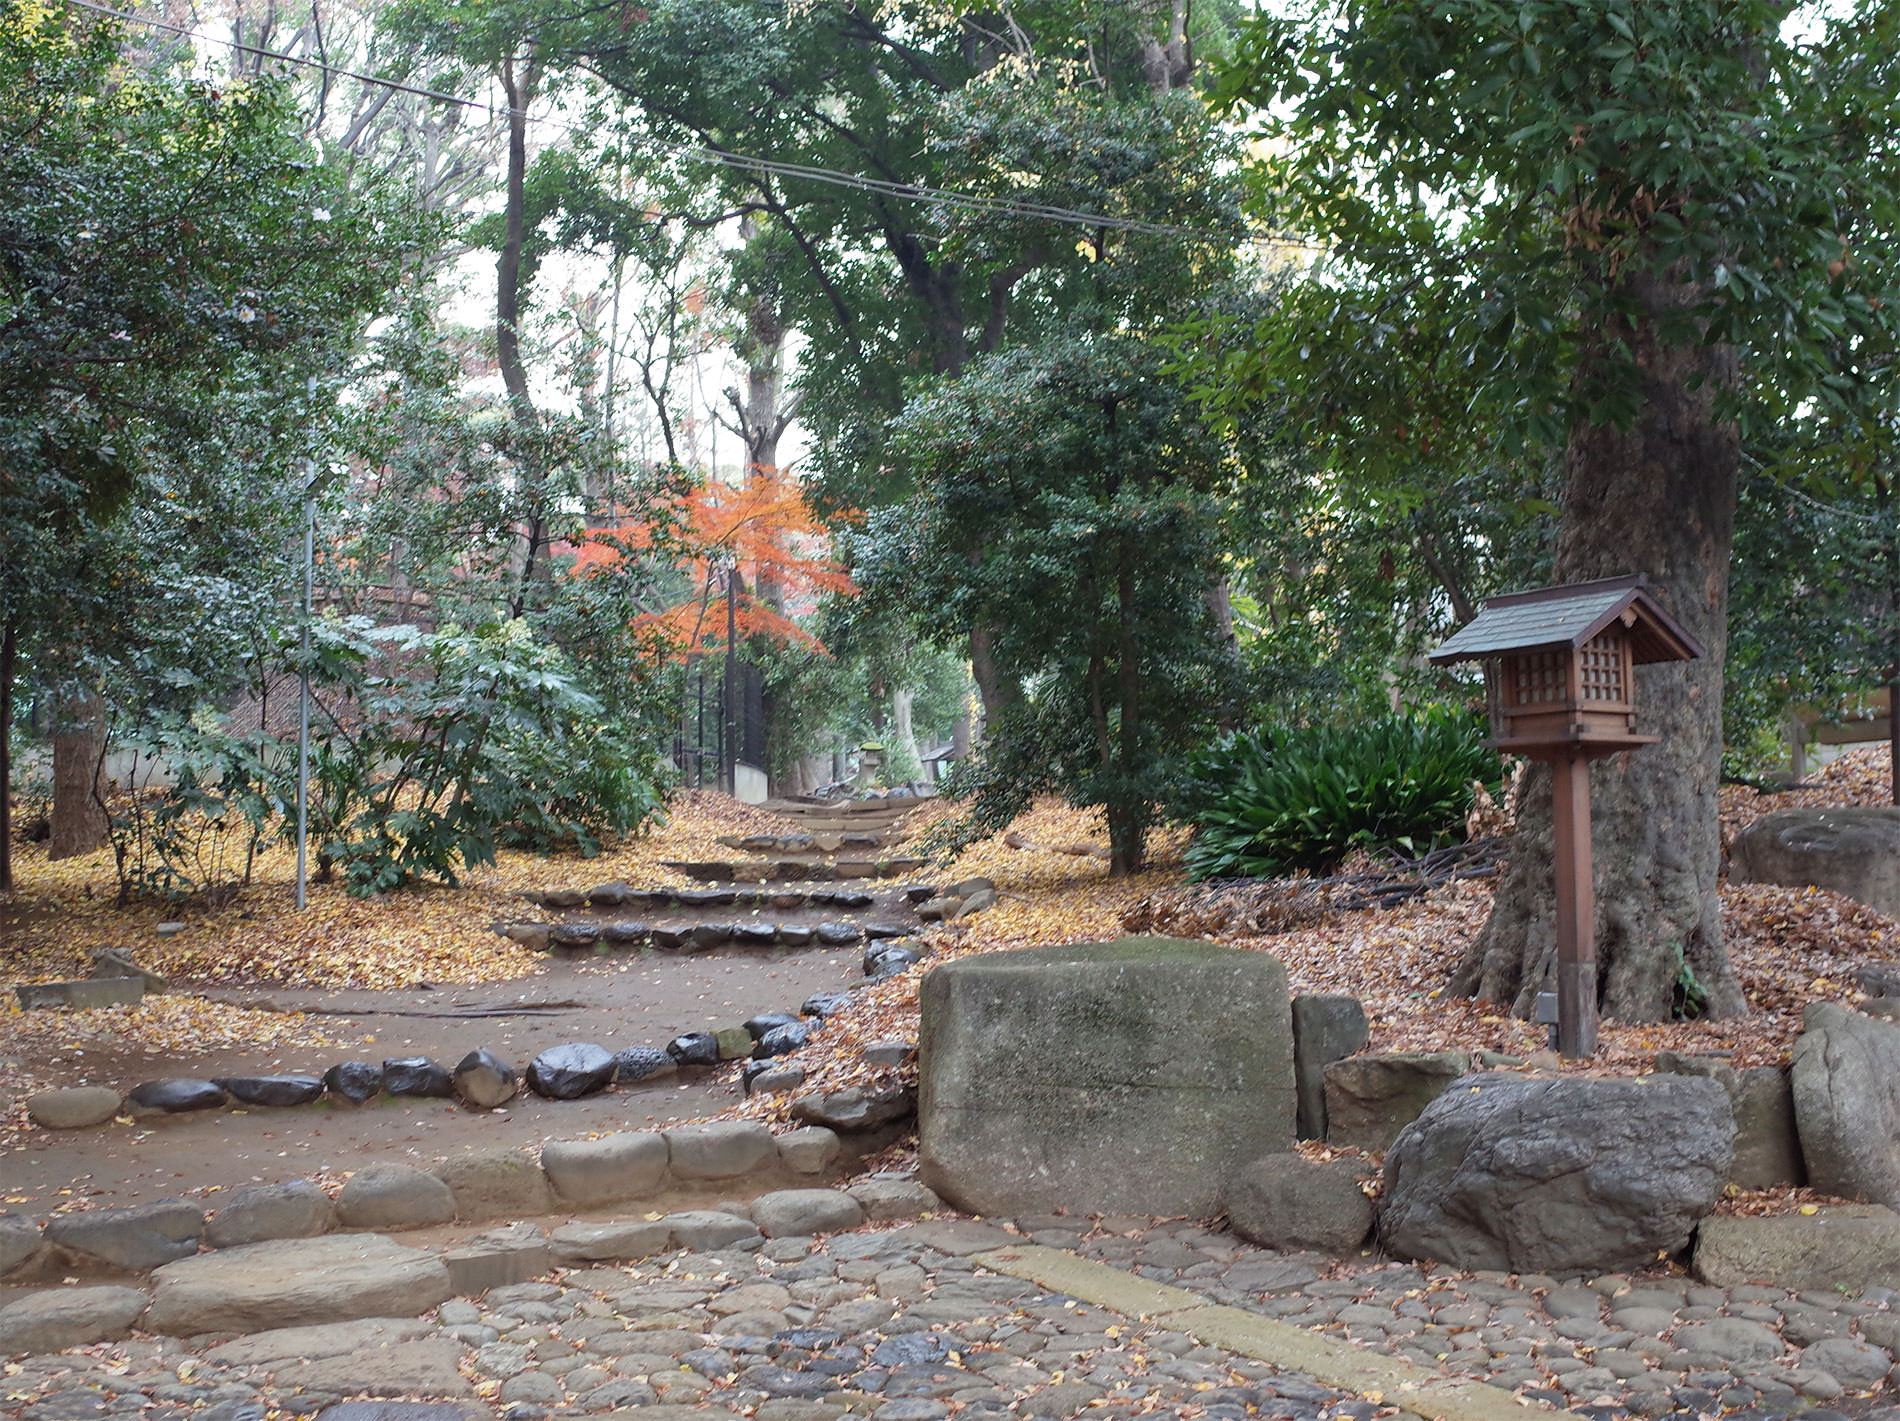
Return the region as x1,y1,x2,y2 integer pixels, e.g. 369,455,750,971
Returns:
4,943,860,1212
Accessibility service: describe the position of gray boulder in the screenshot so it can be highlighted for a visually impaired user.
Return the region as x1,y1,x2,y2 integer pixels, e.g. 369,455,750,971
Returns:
776,1126,842,1175
26,1086,122,1129
750,1189,864,1238
206,1181,337,1248
917,936,1296,1217
848,1176,942,1222
664,1120,777,1180
217,1074,326,1108
1804,1337,1894,1389
1655,1052,1804,1189
1323,1051,1470,1152
1291,994,1368,1141
1730,807,1900,917
541,1131,670,1206
1793,1003,1900,1207
1694,1205,1900,1291
525,1042,616,1099
0,1214,44,1278
0,1285,147,1355
126,1077,227,1113
45,1198,205,1272
336,1163,455,1230
435,1149,552,1221
451,1048,518,1108
613,1045,677,1084
1225,1153,1374,1254
1379,1071,1733,1274
790,1084,914,1132
143,1233,453,1335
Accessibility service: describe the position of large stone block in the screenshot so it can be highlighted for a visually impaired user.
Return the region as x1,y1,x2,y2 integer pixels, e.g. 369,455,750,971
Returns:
1654,1053,1804,1189
336,1163,455,1230
143,1233,453,1335
1225,1153,1374,1255
1291,994,1368,1141
664,1120,777,1180
434,1149,553,1221
440,1222,551,1294
1730,807,1900,916
1695,1206,1900,1291
0,1214,44,1278
541,1131,670,1206
1793,1003,1900,1207
917,936,1295,1217
1379,1072,1733,1274
1323,1051,1470,1153
206,1181,337,1248
45,1198,205,1272
0,1285,148,1356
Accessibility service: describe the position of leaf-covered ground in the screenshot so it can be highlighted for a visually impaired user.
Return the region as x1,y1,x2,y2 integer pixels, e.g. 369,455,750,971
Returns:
2,753,1896,1201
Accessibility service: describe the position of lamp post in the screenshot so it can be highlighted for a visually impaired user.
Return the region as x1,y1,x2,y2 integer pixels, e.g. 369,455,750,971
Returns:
295,465,315,911
1428,575,1703,1057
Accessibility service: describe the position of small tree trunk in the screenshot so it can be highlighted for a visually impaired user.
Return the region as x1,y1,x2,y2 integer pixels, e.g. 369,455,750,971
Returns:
890,688,920,781
50,693,109,860
0,615,15,892
1453,269,1745,1022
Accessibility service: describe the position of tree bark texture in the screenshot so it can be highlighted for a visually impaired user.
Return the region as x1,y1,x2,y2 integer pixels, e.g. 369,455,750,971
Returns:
49,693,109,860
0,616,15,891
1453,271,1746,1022
890,688,920,782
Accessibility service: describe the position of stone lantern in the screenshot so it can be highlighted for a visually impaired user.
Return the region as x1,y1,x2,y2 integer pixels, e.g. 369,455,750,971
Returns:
1428,575,1703,1056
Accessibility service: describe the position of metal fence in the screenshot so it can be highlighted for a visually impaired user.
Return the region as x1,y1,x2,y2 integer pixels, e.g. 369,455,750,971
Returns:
674,655,766,792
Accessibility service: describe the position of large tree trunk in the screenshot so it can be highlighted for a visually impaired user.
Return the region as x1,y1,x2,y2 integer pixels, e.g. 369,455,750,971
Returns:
50,693,109,860
1453,271,1745,1023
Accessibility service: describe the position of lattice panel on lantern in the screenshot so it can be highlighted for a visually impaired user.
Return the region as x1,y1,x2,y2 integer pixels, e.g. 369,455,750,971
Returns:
1579,634,1628,703
1508,650,1568,707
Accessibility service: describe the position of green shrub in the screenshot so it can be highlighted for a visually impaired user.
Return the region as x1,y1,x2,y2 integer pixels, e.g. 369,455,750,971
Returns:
1180,709,1502,881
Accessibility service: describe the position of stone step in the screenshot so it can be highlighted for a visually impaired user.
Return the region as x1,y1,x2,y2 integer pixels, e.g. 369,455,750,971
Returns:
663,857,929,882
716,830,902,852
523,884,936,912
498,920,922,953
764,795,927,817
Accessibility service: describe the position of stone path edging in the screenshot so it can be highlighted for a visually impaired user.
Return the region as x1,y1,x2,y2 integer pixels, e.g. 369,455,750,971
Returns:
973,1242,1545,1421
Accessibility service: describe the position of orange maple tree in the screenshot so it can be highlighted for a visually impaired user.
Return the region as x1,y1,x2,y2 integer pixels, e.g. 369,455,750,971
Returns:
573,466,855,654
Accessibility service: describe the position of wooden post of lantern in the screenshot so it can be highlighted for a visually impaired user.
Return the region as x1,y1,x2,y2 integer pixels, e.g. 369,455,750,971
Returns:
1428,575,1704,1058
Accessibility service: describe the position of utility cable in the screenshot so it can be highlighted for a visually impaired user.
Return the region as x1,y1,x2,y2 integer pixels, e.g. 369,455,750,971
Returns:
61,0,1325,253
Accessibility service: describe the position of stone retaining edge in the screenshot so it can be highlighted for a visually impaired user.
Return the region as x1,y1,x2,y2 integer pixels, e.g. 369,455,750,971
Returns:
0,1116,919,1285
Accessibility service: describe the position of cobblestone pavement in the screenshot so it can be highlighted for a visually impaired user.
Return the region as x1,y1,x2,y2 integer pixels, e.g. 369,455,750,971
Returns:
7,1210,1900,1421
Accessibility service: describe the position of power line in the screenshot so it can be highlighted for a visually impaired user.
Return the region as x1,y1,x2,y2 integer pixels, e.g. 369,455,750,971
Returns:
62,0,1324,253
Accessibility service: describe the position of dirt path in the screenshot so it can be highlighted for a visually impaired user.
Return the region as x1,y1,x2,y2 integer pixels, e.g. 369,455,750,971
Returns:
5,943,863,1212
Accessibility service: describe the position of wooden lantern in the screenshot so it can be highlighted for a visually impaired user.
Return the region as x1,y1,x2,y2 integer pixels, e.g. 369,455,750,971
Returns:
1428,575,1703,1057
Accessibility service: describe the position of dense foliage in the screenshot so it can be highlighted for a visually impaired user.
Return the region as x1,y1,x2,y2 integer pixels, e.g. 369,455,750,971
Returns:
1179,710,1501,881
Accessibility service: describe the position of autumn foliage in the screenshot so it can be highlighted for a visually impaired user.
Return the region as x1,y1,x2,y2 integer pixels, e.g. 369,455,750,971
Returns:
573,466,853,654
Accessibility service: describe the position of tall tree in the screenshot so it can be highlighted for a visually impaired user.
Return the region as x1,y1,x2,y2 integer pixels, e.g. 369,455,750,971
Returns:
0,0,418,890
1209,0,1900,1020
553,0,1249,718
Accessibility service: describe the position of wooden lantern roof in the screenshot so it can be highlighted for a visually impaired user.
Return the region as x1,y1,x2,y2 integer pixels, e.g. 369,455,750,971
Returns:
1426,575,1704,669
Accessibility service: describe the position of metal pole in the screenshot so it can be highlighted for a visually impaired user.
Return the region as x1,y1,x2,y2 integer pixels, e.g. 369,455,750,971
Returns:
1549,750,1597,1057
724,563,738,797
296,472,314,911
